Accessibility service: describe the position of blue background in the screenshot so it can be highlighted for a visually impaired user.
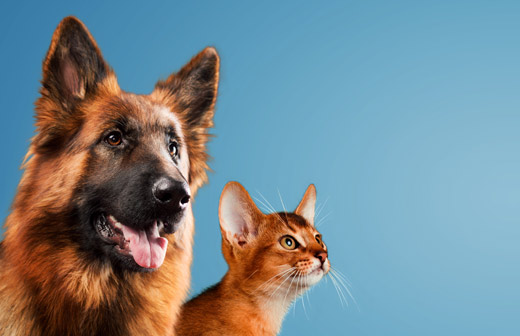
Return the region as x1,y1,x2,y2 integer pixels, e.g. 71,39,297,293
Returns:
1,1,519,335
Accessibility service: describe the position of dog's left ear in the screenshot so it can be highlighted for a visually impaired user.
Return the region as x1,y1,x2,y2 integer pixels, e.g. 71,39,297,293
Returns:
35,17,112,153
154,48,220,192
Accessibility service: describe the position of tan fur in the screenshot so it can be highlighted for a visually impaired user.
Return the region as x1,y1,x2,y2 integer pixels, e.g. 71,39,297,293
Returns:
176,182,330,336
0,16,219,336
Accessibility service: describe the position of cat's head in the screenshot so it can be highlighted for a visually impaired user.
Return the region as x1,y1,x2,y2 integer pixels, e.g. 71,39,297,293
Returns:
218,181,329,298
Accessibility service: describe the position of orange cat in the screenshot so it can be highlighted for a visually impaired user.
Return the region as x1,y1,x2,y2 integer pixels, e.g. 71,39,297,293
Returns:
176,182,329,336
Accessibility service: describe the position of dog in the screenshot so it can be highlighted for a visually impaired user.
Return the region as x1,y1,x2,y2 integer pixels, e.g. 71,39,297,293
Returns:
0,16,219,335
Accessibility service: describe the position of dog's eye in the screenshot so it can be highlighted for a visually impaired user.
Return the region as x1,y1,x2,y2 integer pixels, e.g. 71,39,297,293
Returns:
168,141,178,157
280,235,299,250
105,131,122,146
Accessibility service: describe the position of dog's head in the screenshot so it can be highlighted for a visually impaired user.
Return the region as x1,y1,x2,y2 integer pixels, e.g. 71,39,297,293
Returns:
30,17,219,272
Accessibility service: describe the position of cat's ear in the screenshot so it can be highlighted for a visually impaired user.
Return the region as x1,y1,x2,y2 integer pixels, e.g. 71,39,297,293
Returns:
219,182,262,247
295,184,317,226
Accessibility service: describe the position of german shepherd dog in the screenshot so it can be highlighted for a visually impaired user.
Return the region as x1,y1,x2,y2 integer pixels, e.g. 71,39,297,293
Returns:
0,17,219,335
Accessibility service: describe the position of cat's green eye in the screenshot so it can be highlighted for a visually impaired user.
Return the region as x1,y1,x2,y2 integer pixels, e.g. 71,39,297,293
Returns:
280,235,299,250
315,234,323,245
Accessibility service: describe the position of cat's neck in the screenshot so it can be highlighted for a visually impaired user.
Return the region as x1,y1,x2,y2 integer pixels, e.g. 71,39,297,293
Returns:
221,272,298,335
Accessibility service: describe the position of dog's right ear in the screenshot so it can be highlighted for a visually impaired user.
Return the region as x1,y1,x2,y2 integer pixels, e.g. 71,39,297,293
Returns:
34,17,111,152
153,48,219,193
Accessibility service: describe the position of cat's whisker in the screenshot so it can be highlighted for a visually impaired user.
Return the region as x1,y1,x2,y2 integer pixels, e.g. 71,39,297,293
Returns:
258,205,271,214
253,195,276,214
268,269,296,301
254,192,286,225
330,267,353,287
305,287,312,308
245,270,258,281
330,271,349,304
329,272,351,308
330,271,349,305
298,273,309,319
328,273,346,307
255,191,277,213
315,197,329,219
277,188,288,215
282,270,300,311
315,219,329,228
254,267,295,293
315,211,332,228
329,268,352,293
253,201,274,215
290,289,298,317
330,269,358,309
254,270,290,294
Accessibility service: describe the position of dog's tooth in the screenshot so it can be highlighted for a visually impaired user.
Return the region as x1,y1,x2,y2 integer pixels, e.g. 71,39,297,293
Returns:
114,222,123,229
108,215,123,227
157,220,164,232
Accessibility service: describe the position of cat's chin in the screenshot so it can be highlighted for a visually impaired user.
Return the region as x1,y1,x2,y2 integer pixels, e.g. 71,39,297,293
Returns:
301,267,326,287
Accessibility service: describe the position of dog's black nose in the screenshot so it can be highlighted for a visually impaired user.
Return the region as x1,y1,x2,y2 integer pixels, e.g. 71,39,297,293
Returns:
153,178,191,209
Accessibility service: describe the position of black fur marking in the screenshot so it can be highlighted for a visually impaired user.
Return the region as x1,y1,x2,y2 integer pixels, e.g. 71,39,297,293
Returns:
75,156,189,272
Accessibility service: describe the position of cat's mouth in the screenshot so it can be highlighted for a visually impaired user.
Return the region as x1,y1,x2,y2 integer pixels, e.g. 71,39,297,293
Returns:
299,262,329,287
307,265,326,277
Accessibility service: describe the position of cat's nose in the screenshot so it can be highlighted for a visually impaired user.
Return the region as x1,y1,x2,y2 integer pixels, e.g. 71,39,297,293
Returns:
315,251,328,264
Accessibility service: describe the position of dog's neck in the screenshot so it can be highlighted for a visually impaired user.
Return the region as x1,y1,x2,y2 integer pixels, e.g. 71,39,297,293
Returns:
1,204,195,336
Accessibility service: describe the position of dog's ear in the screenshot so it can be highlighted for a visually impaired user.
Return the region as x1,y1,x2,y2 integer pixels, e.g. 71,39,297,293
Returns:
41,16,109,105
154,48,220,192
34,17,112,152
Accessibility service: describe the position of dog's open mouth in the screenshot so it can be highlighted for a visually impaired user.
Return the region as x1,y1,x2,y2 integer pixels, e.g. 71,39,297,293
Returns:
95,214,170,269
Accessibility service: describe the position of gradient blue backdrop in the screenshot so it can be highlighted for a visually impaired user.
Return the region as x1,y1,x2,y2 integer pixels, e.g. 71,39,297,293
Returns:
1,1,519,335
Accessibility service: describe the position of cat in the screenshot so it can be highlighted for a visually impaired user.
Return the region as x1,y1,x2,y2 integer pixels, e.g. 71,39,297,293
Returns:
176,181,329,336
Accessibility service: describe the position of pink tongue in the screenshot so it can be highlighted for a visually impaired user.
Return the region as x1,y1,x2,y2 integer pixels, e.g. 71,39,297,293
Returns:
120,222,168,269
